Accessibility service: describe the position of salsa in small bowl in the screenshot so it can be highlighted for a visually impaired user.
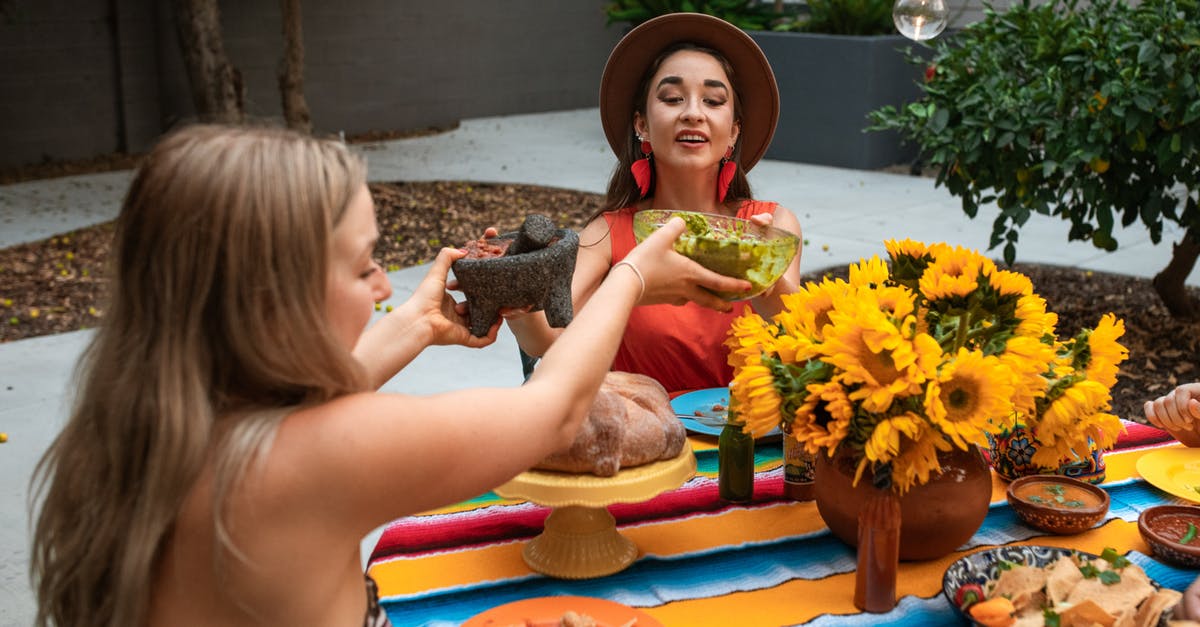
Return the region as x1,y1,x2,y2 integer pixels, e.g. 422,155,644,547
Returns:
1138,504,1200,569
1006,475,1110,535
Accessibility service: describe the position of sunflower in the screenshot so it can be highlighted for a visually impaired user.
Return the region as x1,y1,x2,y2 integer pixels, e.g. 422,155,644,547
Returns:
728,360,784,437
919,245,996,301
726,311,778,367
1014,294,1058,339
997,335,1055,416
884,238,931,260
791,380,854,454
861,411,925,466
820,304,931,413
848,255,891,288
777,277,847,341
869,284,917,321
988,268,1034,297
1084,313,1128,389
1030,379,1123,467
888,427,953,494
924,348,1015,449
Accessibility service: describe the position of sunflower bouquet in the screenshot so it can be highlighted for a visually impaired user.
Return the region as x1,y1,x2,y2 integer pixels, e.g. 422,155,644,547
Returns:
725,239,1129,494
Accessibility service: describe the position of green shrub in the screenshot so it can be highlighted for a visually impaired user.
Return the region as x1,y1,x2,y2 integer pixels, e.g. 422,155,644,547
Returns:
869,0,1200,317
603,0,788,31
602,0,894,35
787,0,893,36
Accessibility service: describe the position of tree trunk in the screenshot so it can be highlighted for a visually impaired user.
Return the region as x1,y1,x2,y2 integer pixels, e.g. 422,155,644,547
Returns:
1152,227,1200,320
278,0,312,133
174,0,244,124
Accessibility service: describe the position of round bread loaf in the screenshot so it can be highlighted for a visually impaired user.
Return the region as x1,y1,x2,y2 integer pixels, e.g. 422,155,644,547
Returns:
534,371,687,477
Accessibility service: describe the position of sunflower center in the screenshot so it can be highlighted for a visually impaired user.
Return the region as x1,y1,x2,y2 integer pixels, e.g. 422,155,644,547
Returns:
943,383,978,422
864,350,900,385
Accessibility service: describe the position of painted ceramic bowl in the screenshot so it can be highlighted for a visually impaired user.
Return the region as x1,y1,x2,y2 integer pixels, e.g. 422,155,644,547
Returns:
631,210,798,300
1006,474,1110,535
1138,504,1200,568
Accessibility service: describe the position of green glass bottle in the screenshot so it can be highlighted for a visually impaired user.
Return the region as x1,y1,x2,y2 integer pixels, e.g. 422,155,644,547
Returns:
718,397,754,503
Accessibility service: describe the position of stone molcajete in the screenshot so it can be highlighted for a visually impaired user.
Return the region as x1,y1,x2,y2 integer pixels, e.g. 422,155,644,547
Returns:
452,214,579,337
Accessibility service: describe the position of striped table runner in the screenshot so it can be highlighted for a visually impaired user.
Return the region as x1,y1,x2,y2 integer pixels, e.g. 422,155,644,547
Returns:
367,421,1198,626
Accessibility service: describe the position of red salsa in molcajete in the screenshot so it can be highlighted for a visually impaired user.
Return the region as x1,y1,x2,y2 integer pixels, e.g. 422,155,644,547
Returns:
462,237,513,259
1012,480,1104,510
1148,512,1200,545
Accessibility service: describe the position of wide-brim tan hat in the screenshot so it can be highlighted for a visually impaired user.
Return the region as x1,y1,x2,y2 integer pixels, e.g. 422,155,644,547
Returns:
599,12,779,172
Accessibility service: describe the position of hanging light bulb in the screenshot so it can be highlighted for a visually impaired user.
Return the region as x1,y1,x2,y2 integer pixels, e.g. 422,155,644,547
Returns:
893,0,948,41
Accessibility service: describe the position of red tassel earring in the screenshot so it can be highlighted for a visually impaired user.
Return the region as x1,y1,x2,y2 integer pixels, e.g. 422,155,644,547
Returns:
631,136,653,198
717,145,736,202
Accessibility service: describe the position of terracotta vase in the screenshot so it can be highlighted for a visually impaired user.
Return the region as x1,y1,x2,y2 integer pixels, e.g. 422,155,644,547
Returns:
814,444,992,561
987,425,1106,484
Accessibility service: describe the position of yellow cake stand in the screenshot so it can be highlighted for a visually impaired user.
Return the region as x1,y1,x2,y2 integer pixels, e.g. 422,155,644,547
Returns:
495,447,696,579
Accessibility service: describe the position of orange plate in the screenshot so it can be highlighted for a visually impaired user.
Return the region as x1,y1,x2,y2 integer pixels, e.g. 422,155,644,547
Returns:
461,595,662,627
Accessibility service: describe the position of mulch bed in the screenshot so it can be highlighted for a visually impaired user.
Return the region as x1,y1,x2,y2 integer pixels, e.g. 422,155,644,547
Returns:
1,180,1197,424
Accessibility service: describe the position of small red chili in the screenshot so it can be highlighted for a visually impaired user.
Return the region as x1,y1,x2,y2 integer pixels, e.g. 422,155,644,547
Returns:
955,582,985,610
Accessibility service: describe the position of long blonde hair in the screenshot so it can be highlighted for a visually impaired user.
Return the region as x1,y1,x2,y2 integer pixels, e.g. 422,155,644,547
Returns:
30,125,368,627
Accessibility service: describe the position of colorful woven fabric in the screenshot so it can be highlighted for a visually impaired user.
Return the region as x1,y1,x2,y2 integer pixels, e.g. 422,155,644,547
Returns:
367,421,1190,626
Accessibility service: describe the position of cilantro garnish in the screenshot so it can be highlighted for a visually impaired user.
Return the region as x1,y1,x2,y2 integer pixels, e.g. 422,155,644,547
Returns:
1100,547,1131,568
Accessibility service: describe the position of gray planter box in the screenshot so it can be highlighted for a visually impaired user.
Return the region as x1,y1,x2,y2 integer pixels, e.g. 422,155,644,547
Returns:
750,31,931,170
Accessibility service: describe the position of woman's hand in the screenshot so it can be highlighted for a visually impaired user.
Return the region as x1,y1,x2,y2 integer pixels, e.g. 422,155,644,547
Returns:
1175,575,1200,620
403,247,500,348
1144,382,1200,433
622,217,752,311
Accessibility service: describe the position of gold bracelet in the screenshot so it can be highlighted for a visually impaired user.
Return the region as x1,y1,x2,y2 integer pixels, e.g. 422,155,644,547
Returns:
612,260,645,301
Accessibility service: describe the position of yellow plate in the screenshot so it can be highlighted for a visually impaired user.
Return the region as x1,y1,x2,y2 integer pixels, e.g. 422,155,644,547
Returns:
1136,447,1200,503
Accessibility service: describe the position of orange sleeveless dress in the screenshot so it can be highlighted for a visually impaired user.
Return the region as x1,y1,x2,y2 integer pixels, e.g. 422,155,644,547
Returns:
603,200,779,394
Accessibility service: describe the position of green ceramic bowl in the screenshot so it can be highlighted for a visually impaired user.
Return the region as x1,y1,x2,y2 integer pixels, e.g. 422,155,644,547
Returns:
632,209,799,300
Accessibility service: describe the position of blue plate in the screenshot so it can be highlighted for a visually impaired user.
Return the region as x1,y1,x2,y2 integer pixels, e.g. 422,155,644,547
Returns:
670,388,781,438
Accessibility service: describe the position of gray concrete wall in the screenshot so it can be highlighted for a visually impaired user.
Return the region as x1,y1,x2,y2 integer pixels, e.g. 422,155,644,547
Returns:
0,0,620,168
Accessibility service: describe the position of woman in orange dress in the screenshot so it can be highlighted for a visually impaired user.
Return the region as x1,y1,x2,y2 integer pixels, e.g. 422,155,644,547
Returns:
507,13,803,393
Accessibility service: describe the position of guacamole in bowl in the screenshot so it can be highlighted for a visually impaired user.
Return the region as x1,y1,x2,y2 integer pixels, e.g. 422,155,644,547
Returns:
632,210,799,301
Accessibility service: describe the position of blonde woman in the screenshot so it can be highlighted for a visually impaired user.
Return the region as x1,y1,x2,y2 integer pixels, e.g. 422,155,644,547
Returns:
29,125,748,627
506,13,803,393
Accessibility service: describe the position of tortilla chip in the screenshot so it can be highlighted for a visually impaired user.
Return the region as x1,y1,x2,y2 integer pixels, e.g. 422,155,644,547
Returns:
1059,598,1118,626
1066,560,1156,618
1047,556,1086,605
992,564,1050,611
1014,609,1049,627
1134,588,1182,627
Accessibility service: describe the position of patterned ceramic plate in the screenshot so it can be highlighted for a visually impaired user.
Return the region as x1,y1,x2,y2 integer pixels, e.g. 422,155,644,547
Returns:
942,546,1171,625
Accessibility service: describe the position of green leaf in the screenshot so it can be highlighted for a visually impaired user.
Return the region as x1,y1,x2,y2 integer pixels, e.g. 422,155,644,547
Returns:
930,107,950,133
1171,133,1182,153
1137,40,1158,64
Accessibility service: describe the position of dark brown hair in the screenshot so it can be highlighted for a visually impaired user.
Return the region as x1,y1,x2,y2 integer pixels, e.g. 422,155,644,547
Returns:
598,43,754,218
